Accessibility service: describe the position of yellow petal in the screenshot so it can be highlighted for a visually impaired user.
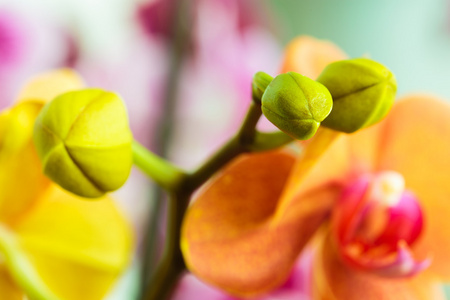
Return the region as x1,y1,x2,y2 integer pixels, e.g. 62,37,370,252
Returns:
0,101,50,223
0,69,86,222
0,267,23,300
13,185,133,300
15,69,84,104
280,36,348,79
371,95,450,280
313,233,445,300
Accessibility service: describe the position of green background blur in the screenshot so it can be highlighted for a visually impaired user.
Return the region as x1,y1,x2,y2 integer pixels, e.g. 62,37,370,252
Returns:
269,0,450,98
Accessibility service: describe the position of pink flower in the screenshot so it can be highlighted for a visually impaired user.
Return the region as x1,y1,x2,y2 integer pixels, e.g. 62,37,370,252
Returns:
0,10,27,71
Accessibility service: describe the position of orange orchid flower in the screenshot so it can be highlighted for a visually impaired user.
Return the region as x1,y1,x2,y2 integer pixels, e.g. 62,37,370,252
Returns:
181,36,449,299
0,70,133,300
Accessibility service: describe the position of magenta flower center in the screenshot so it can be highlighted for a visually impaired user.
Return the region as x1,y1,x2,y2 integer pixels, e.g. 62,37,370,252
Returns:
331,171,430,277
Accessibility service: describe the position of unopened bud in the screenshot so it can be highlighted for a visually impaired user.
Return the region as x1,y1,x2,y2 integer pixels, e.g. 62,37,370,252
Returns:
252,72,273,104
317,58,397,133
261,72,332,140
33,89,133,198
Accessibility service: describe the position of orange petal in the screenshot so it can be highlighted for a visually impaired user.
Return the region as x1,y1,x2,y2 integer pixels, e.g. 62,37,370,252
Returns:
279,36,348,79
279,108,403,226
182,150,299,296
0,101,50,223
15,69,84,104
370,95,450,280
13,185,133,300
182,124,374,297
313,233,445,300
277,129,346,214
0,267,23,300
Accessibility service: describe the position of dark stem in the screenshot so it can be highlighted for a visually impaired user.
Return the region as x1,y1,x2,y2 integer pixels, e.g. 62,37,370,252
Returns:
141,97,265,300
250,131,294,152
140,0,192,294
142,192,190,300
186,136,244,190
138,82,299,299
186,102,262,189
237,101,263,145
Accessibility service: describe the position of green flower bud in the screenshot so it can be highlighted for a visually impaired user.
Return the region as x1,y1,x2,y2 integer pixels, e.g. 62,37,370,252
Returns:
317,58,397,133
33,89,133,198
261,72,333,140
252,72,273,104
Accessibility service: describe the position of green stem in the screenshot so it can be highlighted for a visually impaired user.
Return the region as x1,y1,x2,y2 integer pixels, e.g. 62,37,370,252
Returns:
132,141,186,191
0,226,59,300
141,96,296,300
186,102,295,189
186,101,263,190
250,131,294,152
237,101,262,144
142,193,190,300
186,136,243,190
142,99,265,300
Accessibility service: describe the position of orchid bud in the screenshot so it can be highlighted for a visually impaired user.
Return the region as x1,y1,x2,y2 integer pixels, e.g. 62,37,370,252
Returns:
261,72,332,140
317,58,397,133
252,71,273,104
33,89,133,198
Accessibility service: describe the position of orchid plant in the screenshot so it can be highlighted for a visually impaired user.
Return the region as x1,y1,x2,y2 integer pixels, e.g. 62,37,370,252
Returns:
0,34,447,300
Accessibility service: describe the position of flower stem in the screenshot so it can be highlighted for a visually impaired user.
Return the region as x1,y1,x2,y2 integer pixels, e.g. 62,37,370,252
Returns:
186,136,243,190
237,101,263,145
132,141,186,191
0,225,59,300
141,95,297,300
186,102,263,190
142,193,189,300
250,131,294,152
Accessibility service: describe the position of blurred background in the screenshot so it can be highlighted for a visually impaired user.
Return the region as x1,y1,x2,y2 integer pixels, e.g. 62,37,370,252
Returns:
0,0,449,299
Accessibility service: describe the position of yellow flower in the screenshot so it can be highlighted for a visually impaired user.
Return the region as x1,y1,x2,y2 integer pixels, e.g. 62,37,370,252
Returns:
0,70,133,300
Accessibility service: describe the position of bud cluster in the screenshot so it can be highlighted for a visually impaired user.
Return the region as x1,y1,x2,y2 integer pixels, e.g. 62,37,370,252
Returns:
257,58,397,139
